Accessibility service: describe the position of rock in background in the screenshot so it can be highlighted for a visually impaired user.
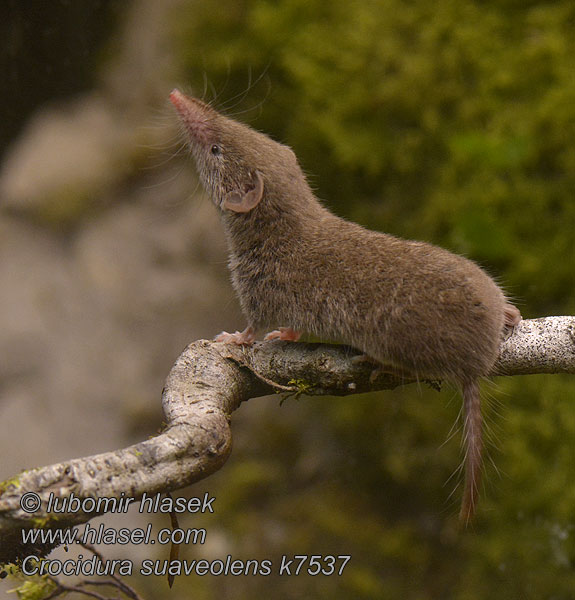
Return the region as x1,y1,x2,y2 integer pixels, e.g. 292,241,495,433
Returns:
0,0,237,481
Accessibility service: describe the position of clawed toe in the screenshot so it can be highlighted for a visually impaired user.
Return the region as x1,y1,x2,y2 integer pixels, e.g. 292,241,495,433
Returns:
214,326,256,345
263,327,301,342
263,331,281,341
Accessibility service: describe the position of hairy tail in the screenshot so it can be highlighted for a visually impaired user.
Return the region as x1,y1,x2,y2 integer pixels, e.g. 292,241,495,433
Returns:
459,379,482,524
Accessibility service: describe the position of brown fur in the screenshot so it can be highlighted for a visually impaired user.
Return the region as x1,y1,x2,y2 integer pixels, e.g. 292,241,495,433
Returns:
170,89,520,522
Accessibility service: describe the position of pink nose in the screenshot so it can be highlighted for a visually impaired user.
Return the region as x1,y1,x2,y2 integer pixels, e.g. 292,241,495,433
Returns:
169,88,186,109
169,89,214,146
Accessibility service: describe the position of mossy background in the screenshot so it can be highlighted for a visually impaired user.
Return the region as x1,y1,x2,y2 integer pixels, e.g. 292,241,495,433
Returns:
175,3,575,596
1,0,574,598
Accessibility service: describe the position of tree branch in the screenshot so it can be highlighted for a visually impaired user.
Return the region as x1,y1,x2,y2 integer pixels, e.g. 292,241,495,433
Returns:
1,316,573,562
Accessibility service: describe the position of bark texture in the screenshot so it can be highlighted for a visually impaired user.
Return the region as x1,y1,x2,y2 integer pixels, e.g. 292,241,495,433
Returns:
1,316,574,562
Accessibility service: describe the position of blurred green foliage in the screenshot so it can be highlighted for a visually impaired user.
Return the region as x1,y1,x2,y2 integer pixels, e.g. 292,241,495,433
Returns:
172,1,575,598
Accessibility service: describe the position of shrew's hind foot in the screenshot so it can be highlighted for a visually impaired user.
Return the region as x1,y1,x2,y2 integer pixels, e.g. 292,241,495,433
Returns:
264,327,301,342
214,326,256,345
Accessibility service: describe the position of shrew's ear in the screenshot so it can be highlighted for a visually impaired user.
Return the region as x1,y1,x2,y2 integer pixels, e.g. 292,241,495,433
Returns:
224,171,264,213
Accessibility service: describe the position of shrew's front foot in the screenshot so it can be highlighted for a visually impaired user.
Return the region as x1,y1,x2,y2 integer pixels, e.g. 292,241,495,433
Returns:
263,327,302,342
214,326,256,345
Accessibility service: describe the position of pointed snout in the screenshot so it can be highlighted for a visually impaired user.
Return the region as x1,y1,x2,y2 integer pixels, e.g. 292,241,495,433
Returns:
169,89,215,145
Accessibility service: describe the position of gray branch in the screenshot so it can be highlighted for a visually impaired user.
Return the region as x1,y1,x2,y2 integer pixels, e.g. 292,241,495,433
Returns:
1,316,574,562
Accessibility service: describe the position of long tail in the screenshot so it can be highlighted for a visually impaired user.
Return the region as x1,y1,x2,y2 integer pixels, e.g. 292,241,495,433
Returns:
459,379,482,524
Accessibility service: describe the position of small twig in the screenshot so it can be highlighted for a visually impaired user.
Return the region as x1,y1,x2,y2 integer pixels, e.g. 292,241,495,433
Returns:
79,580,129,588
77,543,144,600
45,576,117,600
224,350,299,392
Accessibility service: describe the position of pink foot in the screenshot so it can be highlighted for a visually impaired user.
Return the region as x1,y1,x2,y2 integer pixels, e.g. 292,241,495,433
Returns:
504,303,521,327
214,326,256,345
264,327,301,342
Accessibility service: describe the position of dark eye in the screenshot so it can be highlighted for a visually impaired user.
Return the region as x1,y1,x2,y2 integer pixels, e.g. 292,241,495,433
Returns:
210,145,221,155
